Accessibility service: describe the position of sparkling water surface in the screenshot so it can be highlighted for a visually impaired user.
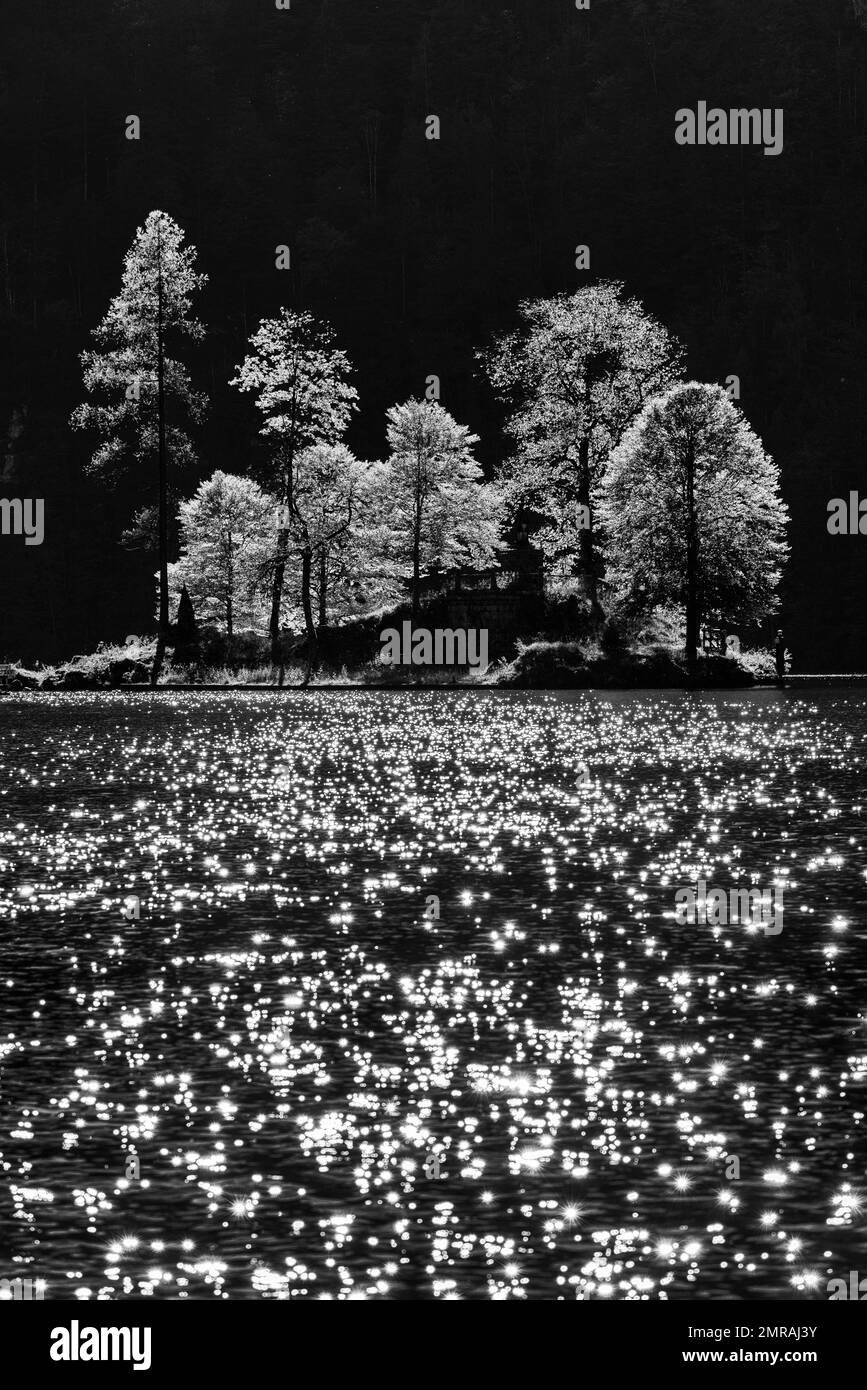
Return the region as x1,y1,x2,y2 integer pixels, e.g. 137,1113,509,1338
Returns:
0,689,865,1301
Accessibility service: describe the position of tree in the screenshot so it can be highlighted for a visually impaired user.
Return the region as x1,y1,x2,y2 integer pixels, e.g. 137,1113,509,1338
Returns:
383,398,502,618
170,471,274,646
599,382,790,677
173,584,200,664
288,443,371,630
230,309,358,662
71,211,207,684
316,459,405,620
480,282,683,618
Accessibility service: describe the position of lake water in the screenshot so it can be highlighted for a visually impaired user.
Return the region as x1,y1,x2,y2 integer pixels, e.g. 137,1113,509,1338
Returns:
0,689,865,1301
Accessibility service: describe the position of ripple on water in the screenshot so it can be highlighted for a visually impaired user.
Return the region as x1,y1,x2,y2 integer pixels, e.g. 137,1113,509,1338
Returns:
0,688,866,1300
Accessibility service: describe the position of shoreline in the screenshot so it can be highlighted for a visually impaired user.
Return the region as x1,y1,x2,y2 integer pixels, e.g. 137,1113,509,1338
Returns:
3,677,867,694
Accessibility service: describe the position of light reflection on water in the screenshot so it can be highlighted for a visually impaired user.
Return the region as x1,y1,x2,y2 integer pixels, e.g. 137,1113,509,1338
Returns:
0,688,865,1301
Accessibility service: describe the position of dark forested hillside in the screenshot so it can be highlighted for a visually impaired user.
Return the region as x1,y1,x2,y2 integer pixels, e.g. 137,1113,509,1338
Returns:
1,0,866,667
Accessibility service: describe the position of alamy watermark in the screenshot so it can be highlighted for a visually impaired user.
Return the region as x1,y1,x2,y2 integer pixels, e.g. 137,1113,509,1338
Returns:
50,1321,152,1371
379,622,489,672
0,1276,44,1300
675,103,784,157
827,492,867,535
827,1272,867,1299
0,498,44,546
674,878,783,935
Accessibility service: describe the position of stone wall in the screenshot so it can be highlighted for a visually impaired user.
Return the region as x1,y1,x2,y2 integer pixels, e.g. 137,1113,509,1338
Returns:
446,590,545,659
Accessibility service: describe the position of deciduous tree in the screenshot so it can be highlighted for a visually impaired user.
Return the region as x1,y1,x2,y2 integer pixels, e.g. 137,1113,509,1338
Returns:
600,382,789,676
481,282,682,617
285,442,369,637
170,470,273,645
383,398,502,617
230,309,358,661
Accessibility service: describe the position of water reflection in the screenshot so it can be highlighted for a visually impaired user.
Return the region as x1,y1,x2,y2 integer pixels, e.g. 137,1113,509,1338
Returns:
0,689,865,1300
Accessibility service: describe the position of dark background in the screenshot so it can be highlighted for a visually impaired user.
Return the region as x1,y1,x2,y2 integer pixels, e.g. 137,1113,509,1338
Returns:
0,0,865,668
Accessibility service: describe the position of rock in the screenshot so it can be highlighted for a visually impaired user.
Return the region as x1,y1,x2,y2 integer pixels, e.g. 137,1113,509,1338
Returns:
8,668,41,690
108,657,150,686
492,640,758,689
58,669,92,690
496,645,591,688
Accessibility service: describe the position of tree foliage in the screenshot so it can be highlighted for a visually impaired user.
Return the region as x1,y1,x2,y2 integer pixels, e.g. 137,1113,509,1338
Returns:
231,309,358,657
481,282,683,611
286,442,371,627
71,209,208,680
169,470,274,640
383,398,503,615
71,210,207,481
231,309,358,464
600,383,789,636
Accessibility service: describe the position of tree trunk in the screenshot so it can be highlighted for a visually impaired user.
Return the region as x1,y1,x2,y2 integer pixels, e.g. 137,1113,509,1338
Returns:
269,537,287,665
270,449,298,666
151,221,169,687
226,536,234,648
300,546,318,677
411,495,422,624
318,548,327,628
577,437,602,622
684,443,699,683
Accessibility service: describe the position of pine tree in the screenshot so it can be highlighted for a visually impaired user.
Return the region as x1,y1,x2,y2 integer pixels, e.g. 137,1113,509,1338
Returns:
173,584,199,664
71,210,207,683
600,382,790,677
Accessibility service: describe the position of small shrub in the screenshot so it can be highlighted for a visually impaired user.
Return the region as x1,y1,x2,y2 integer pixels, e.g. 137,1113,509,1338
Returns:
736,646,777,680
